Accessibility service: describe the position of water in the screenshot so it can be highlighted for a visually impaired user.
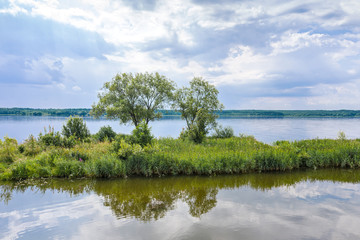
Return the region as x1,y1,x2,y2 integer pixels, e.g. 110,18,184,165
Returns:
1,169,360,239
1,116,360,144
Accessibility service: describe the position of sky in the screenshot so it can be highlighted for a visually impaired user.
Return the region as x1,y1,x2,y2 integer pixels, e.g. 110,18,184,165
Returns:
0,0,360,110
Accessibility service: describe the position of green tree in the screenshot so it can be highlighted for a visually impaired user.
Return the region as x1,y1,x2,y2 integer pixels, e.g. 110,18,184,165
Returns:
91,72,175,127
174,77,224,143
62,116,90,140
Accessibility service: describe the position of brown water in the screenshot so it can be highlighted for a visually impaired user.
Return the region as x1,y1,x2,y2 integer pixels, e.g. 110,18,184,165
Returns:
1,169,360,239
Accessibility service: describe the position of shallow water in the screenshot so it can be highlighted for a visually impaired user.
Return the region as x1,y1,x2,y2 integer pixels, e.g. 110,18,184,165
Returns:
1,169,360,239
1,116,360,144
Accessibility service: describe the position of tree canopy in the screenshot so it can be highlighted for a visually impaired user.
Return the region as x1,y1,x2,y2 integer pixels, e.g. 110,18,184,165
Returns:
91,72,175,126
174,77,224,142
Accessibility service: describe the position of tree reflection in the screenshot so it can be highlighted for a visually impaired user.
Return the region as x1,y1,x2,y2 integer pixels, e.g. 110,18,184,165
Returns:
1,169,360,221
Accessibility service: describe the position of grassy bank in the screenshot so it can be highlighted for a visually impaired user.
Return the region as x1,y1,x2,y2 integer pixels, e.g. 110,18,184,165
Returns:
1,134,360,181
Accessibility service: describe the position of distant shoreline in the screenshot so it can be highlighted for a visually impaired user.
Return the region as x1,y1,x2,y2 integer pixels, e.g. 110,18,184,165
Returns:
1,108,360,118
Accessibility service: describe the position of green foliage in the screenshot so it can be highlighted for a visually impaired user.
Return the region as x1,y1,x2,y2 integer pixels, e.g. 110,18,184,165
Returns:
62,116,90,140
337,131,346,140
174,77,224,143
39,126,63,147
90,155,125,178
96,125,117,142
129,120,153,147
53,160,86,178
2,125,360,180
0,136,18,163
91,72,175,126
22,135,41,156
212,125,234,138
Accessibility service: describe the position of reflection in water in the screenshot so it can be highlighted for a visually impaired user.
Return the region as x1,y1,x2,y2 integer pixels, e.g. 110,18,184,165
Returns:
1,169,360,239
1,169,360,221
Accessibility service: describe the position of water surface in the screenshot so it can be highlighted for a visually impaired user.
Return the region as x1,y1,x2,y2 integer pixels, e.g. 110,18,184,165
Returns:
1,116,360,143
1,169,360,239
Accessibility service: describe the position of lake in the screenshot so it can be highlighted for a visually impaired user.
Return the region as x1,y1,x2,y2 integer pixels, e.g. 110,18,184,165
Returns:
1,116,360,144
1,169,360,239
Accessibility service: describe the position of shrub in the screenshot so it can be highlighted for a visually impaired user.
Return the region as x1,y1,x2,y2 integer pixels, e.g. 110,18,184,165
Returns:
96,125,116,142
117,139,143,159
92,156,125,178
337,131,346,140
23,135,41,156
39,126,63,147
213,125,234,138
129,120,153,147
62,116,90,140
62,136,77,148
53,160,86,178
0,136,18,163
179,124,206,144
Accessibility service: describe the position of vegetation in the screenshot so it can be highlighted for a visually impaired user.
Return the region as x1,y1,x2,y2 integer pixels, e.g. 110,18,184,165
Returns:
4,108,360,118
2,169,358,220
2,126,360,181
212,125,234,138
174,77,224,143
62,116,90,140
90,72,175,126
95,126,117,142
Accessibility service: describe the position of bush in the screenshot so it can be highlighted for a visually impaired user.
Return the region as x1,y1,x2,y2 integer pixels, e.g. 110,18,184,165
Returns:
96,125,116,142
129,120,153,147
91,156,125,178
179,124,206,144
23,135,41,156
39,126,63,147
0,136,18,163
62,116,90,140
213,125,234,138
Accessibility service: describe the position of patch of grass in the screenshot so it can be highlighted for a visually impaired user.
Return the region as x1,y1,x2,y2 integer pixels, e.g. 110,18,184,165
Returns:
1,134,360,181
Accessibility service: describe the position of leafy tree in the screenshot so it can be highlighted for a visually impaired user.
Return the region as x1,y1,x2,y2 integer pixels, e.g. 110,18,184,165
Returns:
62,116,90,140
96,125,117,142
91,72,175,126
174,77,223,143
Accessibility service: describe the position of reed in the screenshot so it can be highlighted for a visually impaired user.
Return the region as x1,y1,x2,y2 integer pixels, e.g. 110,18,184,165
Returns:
1,135,360,180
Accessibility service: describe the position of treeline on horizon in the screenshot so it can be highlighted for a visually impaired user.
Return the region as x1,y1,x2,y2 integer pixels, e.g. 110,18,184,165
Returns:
1,108,360,118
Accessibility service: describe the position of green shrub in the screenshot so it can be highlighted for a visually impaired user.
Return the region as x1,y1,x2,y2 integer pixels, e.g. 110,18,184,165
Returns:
129,120,153,147
213,125,234,138
116,139,143,159
0,136,18,163
91,156,125,178
39,126,63,147
96,125,117,142
179,125,206,144
53,160,86,178
62,136,77,148
23,135,41,156
62,116,90,140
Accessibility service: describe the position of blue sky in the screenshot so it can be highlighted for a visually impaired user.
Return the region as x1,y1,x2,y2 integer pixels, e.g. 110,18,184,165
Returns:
0,0,360,109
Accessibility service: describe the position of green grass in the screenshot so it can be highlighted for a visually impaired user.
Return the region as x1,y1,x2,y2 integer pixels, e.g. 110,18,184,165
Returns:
1,135,360,181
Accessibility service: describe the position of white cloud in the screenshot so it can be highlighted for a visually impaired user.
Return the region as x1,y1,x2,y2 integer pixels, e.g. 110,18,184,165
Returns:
72,85,81,91
1,0,360,109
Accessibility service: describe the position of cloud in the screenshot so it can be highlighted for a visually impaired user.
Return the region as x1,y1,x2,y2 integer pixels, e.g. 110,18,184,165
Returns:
0,14,114,59
0,0,360,109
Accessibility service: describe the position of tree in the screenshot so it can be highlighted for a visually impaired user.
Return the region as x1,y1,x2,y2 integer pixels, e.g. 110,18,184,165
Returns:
174,77,224,143
62,116,90,140
91,72,175,127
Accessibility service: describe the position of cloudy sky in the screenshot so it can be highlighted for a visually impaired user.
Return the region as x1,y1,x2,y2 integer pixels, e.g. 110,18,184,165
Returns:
0,0,360,109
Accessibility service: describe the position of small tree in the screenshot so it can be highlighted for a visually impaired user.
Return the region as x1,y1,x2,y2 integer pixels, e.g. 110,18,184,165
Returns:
62,116,90,140
129,120,153,147
174,77,224,143
96,126,117,142
91,72,175,127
